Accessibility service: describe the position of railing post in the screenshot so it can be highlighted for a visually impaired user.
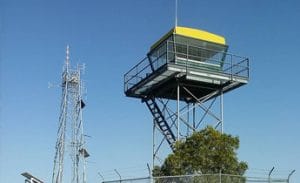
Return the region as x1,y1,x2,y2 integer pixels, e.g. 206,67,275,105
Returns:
124,75,126,92
166,41,169,64
247,58,250,78
230,54,233,80
135,66,138,84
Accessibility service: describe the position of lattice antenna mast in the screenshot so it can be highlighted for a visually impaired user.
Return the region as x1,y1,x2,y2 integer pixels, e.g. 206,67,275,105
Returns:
52,45,70,183
52,46,88,183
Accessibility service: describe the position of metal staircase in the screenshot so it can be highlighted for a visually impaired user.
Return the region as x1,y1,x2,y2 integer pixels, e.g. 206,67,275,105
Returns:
144,98,176,151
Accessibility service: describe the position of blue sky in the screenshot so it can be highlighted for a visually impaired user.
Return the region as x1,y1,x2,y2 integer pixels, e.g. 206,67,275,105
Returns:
1,0,300,182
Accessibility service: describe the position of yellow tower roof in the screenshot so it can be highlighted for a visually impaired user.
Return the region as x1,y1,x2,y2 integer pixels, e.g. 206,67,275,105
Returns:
151,26,226,50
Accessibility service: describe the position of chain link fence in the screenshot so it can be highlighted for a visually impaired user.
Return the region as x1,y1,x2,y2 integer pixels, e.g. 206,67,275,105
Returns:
102,174,289,183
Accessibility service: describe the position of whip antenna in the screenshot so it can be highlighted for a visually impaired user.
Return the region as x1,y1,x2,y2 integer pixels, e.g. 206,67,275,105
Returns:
175,0,178,27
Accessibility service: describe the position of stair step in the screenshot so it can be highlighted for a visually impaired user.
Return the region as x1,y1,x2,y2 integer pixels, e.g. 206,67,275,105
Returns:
145,98,176,151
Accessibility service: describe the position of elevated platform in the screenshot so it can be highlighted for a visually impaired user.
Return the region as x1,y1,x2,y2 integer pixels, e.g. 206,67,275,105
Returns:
124,41,249,103
124,27,250,155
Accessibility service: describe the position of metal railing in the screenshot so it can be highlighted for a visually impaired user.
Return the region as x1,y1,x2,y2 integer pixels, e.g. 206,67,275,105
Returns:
124,41,249,92
102,174,289,183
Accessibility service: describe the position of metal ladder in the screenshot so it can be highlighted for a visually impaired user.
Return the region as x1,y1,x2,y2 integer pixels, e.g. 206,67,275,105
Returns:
144,98,176,151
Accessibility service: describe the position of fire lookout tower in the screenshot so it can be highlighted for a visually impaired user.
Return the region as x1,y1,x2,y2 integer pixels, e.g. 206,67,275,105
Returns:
124,26,249,165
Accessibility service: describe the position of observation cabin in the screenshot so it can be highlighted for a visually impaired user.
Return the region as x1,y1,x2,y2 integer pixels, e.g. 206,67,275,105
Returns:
124,26,249,103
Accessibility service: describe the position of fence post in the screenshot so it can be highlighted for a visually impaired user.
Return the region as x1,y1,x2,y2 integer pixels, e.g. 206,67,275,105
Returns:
114,169,122,183
147,163,153,183
287,170,295,183
147,163,152,178
219,170,222,183
98,172,105,183
268,167,275,183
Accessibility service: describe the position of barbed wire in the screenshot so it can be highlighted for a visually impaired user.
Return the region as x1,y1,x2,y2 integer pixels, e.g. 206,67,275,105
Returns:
97,164,150,181
95,163,295,181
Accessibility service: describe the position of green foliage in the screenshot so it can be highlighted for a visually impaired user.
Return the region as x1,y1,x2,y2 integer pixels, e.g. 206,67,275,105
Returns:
153,126,248,177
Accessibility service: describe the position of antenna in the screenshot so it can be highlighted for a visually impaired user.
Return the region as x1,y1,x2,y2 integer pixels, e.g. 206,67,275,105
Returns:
52,46,89,183
175,0,178,27
66,45,70,66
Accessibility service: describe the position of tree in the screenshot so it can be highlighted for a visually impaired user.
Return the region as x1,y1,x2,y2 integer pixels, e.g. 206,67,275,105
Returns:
153,126,248,177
